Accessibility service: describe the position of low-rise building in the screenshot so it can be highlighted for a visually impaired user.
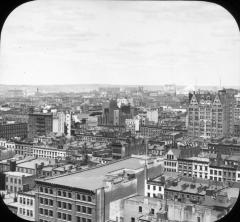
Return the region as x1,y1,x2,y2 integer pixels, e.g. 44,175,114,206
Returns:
123,194,227,222
4,171,35,193
17,190,36,221
163,149,180,172
31,145,69,160
16,158,54,175
35,156,163,222
0,122,28,140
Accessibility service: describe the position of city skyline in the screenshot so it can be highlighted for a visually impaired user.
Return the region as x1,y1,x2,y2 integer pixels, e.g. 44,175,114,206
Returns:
0,0,240,87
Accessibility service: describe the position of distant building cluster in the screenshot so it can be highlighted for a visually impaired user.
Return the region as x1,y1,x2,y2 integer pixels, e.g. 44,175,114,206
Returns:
0,85,240,221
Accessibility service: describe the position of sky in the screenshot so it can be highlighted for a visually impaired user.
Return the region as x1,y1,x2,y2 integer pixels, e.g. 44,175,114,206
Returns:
0,0,240,87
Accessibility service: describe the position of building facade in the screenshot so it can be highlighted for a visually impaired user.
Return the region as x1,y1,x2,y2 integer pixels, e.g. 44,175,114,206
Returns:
187,90,236,139
0,123,27,139
28,113,53,138
17,191,36,221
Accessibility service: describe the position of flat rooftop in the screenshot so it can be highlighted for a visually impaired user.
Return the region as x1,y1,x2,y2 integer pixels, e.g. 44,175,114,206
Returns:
5,171,33,177
17,158,54,169
37,157,146,191
165,180,206,195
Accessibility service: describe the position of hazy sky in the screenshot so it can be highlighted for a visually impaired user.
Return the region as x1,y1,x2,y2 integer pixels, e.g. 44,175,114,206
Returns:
0,0,240,87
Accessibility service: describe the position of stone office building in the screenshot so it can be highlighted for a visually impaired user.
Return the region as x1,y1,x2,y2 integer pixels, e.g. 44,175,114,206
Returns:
35,157,163,222
187,89,236,138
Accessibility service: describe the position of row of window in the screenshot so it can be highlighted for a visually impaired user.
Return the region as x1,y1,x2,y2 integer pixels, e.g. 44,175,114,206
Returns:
76,205,92,214
57,201,72,210
6,177,21,184
57,212,72,221
17,167,34,174
40,197,53,206
164,168,177,172
19,208,33,217
147,185,162,192
39,208,53,217
209,170,236,177
19,197,33,206
76,217,92,222
39,187,53,194
164,161,177,167
6,185,21,193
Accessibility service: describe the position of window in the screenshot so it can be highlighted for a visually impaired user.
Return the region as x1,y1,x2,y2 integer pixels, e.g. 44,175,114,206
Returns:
139,206,142,213
45,188,49,193
210,170,213,174
77,194,80,200
153,186,156,191
76,217,80,222
82,206,87,213
87,219,91,222
63,213,67,220
58,212,61,219
58,190,61,196
159,186,161,191
44,209,48,215
49,189,53,194
88,196,92,202
131,218,135,222
63,202,67,209
147,193,150,197
57,201,61,208
76,205,81,212
44,199,48,205
87,207,92,214
151,209,155,214
82,195,86,201
68,192,72,198
40,187,43,192
49,199,53,206
147,185,150,189
68,203,72,210
30,199,33,206
39,208,43,214
49,210,53,217
63,191,67,197
68,215,72,221
20,197,22,203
